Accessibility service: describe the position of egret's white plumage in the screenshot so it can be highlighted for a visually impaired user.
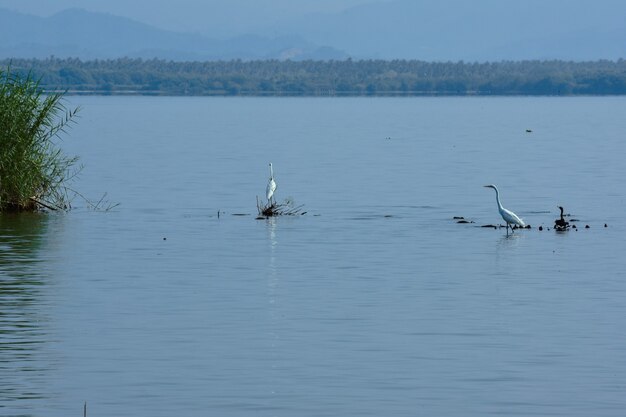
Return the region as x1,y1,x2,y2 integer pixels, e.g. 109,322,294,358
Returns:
266,163,277,203
484,184,525,234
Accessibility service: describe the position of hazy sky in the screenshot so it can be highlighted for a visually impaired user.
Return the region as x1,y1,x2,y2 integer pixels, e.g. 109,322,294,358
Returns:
0,0,392,37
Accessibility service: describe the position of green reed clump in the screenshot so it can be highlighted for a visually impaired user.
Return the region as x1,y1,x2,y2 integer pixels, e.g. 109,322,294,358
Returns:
0,67,80,212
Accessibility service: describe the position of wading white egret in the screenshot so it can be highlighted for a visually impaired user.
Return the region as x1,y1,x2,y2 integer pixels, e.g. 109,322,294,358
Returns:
554,206,569,230
484,184,525,234
266,163,277,204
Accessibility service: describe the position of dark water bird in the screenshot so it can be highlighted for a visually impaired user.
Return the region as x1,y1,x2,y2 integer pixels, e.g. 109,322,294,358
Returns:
554,206,569,231
484,184,525,235
454,216,473,224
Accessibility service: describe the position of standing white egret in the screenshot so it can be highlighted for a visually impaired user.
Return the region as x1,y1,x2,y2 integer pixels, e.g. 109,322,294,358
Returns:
266,163,277,204
484,184,525,234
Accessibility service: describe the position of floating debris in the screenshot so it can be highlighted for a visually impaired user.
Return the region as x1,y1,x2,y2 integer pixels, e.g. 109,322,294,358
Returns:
539,226,543,231
605,223,608,228
585,225,590,229
454,216,474,224
480,223,529,230
256,197,306,218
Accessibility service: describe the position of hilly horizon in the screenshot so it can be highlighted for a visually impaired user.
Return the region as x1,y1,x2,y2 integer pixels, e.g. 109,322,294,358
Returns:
1,1,625,61
265,0,626,60
0,8,347,61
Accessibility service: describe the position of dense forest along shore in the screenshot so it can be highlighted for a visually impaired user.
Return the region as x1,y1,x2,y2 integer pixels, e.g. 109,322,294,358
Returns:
3,58,626,96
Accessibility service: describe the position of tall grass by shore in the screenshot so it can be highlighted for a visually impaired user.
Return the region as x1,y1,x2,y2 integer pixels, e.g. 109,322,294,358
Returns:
0,67,80,212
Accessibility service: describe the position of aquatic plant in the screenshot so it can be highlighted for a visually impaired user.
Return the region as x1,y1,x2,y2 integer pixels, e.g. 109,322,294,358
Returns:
0,67,80,211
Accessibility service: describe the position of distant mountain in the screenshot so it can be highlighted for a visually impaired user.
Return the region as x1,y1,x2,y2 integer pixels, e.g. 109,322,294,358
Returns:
1,1,624,62
264,0,626,60
0,8,347,61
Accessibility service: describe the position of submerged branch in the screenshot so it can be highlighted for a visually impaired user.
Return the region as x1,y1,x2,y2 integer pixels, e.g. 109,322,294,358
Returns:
257,196,306,218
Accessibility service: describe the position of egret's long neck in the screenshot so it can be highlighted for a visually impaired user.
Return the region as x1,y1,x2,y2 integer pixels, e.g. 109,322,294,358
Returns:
269,164,274,179
493,187,503,210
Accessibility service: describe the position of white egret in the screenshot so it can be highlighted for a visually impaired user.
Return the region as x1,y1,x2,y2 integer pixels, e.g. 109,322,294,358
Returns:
266,163,277,204
484,184,525,234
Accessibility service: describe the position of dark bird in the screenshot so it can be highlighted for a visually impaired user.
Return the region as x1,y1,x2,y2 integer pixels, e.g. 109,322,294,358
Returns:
554,206,569,231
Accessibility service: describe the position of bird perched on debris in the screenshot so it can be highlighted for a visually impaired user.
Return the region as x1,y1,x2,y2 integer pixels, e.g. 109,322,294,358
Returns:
554,206,569,231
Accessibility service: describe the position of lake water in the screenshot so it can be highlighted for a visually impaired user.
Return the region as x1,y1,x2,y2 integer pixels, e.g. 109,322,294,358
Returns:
2,96,626,417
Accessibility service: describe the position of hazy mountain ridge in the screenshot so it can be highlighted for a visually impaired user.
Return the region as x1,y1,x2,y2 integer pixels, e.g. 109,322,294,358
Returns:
0,8,347,60
1,1,625,61
265,0,626,60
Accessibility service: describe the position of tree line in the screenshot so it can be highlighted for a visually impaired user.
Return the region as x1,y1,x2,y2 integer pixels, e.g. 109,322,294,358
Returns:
2,57,626,96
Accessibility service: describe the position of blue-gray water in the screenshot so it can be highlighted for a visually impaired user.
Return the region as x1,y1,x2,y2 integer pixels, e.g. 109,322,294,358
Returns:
2,97,626,417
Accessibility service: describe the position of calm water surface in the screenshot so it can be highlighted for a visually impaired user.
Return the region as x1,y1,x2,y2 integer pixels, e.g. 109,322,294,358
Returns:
2,97,626,416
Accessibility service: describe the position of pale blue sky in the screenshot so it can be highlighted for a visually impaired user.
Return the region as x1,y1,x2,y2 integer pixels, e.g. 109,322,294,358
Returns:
0,0,392,37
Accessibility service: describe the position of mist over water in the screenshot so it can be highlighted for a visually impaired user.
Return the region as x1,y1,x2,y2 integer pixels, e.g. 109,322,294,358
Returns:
2,96,626,416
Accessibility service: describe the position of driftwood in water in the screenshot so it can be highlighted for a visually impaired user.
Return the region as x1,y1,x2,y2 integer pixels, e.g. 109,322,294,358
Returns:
256,196,306,218
481,223,531,229
453,216,475,224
